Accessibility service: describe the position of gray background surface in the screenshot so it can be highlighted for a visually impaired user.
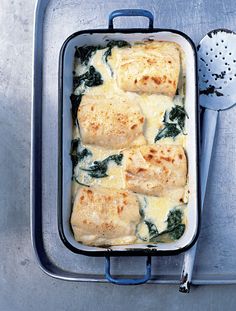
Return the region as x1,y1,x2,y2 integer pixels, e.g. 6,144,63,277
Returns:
1,0,236,310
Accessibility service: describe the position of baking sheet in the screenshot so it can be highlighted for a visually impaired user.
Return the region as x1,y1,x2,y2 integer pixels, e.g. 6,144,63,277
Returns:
31,0,236,284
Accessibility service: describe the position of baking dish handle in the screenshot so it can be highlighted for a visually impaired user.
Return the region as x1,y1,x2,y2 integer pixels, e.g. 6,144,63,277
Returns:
105,256,151,285
108,9,154,29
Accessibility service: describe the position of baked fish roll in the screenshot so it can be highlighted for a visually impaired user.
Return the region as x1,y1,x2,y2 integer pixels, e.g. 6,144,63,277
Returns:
124,144,187,201
78,96,146,149
71,187,141,246
116,42,180,97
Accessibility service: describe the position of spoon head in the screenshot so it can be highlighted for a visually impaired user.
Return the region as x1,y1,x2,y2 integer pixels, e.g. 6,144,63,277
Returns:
198,29,236,110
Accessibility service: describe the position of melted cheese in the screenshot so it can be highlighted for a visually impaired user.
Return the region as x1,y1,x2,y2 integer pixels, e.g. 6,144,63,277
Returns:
71,41,188,246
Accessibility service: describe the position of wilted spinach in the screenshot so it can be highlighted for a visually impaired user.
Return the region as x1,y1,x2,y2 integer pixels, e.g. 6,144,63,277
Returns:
144,220,159,241
143,208,185,242
80,154,123,178
169,223,185,240
103,40,131,76
70,94,83,123
103,40,131,62
154,105,188,142
73,66,103,90
75,45,102,65
162,111,168,123
166,208,185,240
70,138,92,171
75,41,130,65
166,209,183,231
72,176,90,187
154,122,181,142
169,105,188,130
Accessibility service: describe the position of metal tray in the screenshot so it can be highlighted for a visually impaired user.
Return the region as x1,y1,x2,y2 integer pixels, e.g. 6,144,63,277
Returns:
31,0,236,285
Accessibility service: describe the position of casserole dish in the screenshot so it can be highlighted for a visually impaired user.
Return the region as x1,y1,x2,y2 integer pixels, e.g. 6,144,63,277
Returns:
58,9,200,284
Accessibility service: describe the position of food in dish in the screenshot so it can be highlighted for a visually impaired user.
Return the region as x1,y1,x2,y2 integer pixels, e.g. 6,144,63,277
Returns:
71,187,141,246
70,40,188,246
78,95,146,149
124,144,187,201
116,41,180,97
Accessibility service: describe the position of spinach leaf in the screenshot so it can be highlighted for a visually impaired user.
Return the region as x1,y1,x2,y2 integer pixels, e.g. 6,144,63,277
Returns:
154,122,181,142
75,42,130,65
104,154,123,165
70,138,92,170
169,224,185,240
107,40,131,49
70,94,83,123
104,40,131,62
81,165,108,178
75,45,101,65
73,66,103,90
145,220,159,241
169,105,188,130
154,105,188,142
166,209,185,240
80,154,123,179
162,111,168,123
142,208,185,242
166,209,183,231
72,176,90,187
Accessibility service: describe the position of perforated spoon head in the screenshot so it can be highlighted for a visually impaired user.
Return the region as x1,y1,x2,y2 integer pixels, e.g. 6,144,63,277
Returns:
198,29,236,111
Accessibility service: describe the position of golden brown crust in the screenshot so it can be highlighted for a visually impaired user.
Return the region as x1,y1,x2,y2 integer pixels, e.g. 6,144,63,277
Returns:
116,42,180,97
78,95,146,149
71,187,141,246
124,144,187,200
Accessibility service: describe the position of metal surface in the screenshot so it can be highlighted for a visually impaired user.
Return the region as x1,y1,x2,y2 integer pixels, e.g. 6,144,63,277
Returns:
30,0,236,285
180,30,236,292
2,0,236,309
198,29,236,111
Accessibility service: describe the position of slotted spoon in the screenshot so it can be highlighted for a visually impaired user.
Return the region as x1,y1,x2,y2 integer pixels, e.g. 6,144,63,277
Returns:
179,29,236,293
